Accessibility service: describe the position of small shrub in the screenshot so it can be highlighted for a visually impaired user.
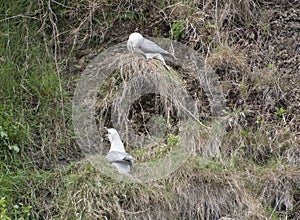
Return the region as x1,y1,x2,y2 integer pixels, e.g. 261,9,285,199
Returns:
171,20,185,41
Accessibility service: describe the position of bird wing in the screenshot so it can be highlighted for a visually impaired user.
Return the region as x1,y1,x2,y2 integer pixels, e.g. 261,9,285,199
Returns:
139,38,171,56
133,48,147,59
106,151,135,166
111,161,131,174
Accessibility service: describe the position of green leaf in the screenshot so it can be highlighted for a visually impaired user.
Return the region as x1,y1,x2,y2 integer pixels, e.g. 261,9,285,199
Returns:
9,144,20,153
171,20,185,41
0,131,8,138
206,24,217,29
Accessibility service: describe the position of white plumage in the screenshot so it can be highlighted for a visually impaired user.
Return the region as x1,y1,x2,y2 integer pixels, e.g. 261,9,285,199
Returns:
105,128,135,174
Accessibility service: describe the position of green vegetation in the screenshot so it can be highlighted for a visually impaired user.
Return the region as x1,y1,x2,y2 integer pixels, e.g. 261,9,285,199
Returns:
1,0,299,219
171,20,185,41
0,197,10,220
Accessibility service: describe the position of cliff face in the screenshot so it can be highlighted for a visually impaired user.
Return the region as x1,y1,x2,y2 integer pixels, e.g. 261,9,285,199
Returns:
0,1,299,219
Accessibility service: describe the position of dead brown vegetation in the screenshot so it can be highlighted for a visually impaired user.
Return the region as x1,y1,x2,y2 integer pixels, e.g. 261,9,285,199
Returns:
56,0,300,219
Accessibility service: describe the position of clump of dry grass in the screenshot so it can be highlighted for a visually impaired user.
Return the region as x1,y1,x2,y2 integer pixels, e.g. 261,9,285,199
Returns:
242,163,300,219
258,168,300,219
93,54,211,172
38,159,268,219
158,0,259,52
208,46,248,71
166,159,265,220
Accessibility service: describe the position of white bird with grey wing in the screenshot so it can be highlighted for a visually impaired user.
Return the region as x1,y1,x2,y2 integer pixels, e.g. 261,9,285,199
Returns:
105,127,135,174
127,32,176,70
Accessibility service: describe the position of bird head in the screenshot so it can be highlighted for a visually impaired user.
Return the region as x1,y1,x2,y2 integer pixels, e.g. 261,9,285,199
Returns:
104,127,117,142
104,127,126,152
127,32,143,52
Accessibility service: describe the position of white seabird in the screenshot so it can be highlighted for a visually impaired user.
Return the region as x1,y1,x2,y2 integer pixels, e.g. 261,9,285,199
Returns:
127,32,176,70
105,127,135,174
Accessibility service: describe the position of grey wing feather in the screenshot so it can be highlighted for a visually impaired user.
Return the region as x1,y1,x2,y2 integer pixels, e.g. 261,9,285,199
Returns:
106,151,135,174
111,161,131,174
140,39,171,56
133,48,147,59
106,151,135,166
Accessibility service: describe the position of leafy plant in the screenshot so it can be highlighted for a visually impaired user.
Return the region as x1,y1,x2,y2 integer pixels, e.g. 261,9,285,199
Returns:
262,24,269,35
0,197,11,220
275,107,286,118
171,20,185,41
157,134,180,153
0,126,19,153
12,203,32,220
205,23,217,33
205,23,217,29
166,134,180,148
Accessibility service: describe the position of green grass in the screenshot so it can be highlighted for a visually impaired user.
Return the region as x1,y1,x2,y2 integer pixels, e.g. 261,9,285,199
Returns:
0,2,75,218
